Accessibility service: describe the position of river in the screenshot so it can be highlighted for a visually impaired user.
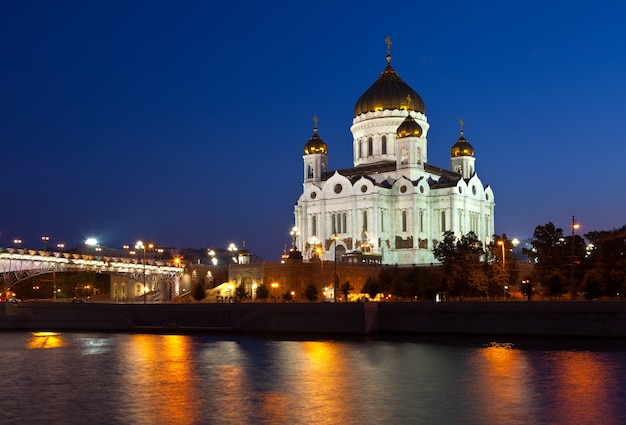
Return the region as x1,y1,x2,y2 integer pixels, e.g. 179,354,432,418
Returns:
1,332,625,424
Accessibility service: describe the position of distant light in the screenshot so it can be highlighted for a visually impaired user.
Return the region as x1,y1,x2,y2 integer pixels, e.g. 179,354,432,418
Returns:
85,238,98,246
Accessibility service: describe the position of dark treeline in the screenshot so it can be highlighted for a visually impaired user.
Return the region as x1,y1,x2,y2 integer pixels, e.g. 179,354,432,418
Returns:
364,223,626,301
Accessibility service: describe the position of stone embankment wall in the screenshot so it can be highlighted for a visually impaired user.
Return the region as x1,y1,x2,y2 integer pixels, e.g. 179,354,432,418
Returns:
2,301,626,338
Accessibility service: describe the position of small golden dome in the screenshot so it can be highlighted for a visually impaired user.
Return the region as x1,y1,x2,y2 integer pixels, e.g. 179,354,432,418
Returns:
450,131,475,157
396,114,423,138
303,131,328,155
238,249,250,257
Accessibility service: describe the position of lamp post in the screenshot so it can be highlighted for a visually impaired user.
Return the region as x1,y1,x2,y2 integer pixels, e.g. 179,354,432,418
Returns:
571,216,580,300
228,243,238,263
290,226,300,250
41,235,50,252
333,234,339,303
497,240,506,269
13,239,22,249
271,282,279,303
135,241,154,304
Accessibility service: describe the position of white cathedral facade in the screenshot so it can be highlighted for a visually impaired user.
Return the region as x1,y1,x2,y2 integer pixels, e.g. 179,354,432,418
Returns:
294,47,495,266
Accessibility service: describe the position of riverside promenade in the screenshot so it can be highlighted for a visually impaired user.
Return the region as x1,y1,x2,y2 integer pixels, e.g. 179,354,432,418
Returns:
3,300,626,338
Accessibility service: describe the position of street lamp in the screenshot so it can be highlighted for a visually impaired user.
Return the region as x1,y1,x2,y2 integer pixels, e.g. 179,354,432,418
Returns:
135,241,154,304
333,234,339,303
571,216,580,300
13,239,22,249
41,235,50,252
271,282,279,302
290,226,300,250
228,243,238,263
497,240,506,269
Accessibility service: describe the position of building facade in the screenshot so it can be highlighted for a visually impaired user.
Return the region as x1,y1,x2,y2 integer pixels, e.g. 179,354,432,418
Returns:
294,46,495,265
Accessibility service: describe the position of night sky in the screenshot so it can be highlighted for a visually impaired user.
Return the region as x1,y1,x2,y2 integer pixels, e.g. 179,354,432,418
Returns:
2,1,625,259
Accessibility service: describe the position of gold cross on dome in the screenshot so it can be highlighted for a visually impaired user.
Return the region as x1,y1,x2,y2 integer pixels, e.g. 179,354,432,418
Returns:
459,118,464,131
406,94,413,111
313,114,319,129
385,36,392,55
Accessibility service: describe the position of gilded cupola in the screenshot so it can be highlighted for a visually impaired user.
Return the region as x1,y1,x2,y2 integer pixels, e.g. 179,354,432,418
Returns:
354,37,425,117
450,119,475,157
303,115,328,155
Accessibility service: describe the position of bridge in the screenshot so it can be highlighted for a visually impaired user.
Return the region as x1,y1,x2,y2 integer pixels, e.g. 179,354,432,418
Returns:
0,248,184,301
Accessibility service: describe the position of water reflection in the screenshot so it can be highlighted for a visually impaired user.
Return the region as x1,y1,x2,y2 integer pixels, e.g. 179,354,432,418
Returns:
474,342,539,424
27,331,65,349
549,351,620,424
3,333,626,425
120,334,199,425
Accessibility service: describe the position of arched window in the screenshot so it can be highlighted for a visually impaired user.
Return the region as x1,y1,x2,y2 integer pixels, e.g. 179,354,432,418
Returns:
441,211,446,232
321,163,326,174
419,210,424,233
368,137,373,156
402,210,408,232
358,140,363,158
307,164,314,178
381,135,387,155
342,213,347,234
332,214,336,234
312,215,317,236
363,210,368,232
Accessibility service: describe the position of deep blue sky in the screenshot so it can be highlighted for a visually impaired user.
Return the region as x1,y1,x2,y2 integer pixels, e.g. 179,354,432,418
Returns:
2,1,625,259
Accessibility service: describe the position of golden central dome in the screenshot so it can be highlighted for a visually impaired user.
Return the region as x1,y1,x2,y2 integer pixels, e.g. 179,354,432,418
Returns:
304,131,328,155
354,55,425,117
450,131,475,157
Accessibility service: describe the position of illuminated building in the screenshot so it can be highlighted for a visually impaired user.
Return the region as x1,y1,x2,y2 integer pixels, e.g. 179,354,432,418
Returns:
295,39,495,265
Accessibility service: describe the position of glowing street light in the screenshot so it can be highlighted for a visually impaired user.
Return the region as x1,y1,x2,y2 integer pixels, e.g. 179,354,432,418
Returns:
571,216,581,300
135,240,154,304
271,282,279,303
290,226,300,249
13,239,22,248
41,235,50,252
228,243,238,263
497,240,506,269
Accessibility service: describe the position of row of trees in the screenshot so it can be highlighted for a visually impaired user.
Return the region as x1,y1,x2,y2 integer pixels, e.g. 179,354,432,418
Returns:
363,231,520,300
523,222,626,299
361,223,626,301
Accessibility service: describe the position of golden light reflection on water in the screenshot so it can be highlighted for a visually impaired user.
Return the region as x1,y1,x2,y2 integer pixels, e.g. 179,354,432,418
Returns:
474,342,536,423
296,341,352,424
27,332,65,349
474,341,621,424
551,351,617,424
122,334,198,425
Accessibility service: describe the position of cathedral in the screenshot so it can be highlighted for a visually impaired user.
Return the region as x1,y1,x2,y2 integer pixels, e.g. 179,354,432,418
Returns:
294,41,495,266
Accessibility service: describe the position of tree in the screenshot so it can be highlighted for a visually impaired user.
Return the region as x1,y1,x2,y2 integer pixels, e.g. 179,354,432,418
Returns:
256,284,270,302
304,284,318,301
191,281,206,301
433,231,486,298
235,283,247,302
339,280,353,301
362,276,380,299
523,222,569,296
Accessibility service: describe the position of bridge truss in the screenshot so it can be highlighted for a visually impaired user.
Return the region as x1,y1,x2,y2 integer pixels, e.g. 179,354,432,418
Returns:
0,252,183,289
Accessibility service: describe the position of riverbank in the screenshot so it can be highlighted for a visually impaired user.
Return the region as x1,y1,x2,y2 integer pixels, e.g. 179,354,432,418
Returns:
3,300,626,338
